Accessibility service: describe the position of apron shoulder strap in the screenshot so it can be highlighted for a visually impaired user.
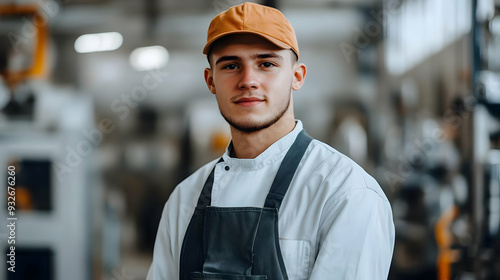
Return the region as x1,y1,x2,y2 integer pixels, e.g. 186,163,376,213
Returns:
264,130,313,210
196,157,223,210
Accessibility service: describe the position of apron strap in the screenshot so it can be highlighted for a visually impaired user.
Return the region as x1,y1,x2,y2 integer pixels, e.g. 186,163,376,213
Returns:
196,157,224,210
264,130,313,209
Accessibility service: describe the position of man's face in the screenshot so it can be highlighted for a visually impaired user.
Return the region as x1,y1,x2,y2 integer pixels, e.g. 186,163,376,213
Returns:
204,34,304,133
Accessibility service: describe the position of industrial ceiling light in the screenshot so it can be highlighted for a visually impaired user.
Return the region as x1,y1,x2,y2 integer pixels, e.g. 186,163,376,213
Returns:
129,46,169,71
74,32,123,53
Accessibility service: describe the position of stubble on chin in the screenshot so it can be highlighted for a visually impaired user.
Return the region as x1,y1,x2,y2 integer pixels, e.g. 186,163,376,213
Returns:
221,93,291,133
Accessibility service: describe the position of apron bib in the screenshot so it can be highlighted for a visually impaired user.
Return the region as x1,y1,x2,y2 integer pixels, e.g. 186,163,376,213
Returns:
180,130,313,280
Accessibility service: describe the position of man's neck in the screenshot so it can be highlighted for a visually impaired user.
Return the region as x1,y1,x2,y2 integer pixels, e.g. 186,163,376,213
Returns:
230,116,296,159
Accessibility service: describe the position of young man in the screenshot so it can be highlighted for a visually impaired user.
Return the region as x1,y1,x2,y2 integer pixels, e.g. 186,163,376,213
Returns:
147,2,394,280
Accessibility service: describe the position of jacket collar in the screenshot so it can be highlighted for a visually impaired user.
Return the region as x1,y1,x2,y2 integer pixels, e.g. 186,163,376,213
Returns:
221,120,303,170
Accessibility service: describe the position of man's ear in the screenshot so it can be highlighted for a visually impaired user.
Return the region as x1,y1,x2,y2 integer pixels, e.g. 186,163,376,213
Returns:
204,68,216,94
291,63,307,91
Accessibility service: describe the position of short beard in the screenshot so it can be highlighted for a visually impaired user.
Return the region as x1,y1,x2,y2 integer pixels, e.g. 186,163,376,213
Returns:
222,90,292,133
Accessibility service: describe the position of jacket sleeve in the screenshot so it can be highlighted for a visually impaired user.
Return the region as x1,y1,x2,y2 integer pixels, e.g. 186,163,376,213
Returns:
146,202,178,280
146,160,217,280
309,187,395,280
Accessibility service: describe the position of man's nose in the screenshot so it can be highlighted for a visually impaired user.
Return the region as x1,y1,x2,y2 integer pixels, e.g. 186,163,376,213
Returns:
238,66,259,89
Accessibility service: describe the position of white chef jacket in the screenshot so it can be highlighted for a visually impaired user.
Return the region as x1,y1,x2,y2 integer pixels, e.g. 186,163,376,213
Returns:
146,120,395,280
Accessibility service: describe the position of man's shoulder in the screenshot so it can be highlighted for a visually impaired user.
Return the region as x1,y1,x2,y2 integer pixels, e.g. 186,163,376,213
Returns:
302,139,388,201
303,138,358,171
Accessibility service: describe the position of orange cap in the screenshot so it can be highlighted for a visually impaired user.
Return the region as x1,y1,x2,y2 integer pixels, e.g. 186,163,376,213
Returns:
203,2,299,58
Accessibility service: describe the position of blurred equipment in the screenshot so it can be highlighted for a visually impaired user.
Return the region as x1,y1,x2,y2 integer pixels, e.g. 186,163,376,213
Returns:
0,2,52,122
8,158,52,211
5,247,54,280
472,0,500,279
0,2,99,280
0,130,97,280
383,0,500,279
0,3,48,90
435,206,460,280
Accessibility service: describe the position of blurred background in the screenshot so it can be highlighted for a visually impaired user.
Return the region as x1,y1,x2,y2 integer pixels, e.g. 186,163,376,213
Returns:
0,0,499,279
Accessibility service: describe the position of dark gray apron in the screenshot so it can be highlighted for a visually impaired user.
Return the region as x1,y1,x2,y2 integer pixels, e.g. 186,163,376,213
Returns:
180,130,313,280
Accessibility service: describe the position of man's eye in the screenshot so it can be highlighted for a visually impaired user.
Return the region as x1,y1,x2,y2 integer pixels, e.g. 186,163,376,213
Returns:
261,62,275,68
223,64,239,70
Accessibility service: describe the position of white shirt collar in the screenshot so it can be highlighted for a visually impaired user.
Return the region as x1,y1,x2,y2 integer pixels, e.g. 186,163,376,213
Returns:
221,120,304,170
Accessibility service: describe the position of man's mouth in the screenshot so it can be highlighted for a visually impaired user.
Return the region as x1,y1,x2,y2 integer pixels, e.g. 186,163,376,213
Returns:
234,97,265,107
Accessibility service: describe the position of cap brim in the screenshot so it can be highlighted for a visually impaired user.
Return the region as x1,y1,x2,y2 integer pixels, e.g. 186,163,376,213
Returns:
203,30,293,55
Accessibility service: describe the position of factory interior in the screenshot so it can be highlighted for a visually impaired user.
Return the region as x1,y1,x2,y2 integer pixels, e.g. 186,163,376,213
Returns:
0,0,500,279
